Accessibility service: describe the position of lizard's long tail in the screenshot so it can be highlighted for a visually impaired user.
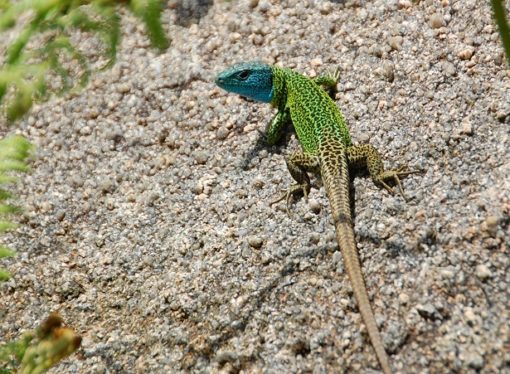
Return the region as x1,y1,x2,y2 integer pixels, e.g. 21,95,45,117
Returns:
321,153,392,374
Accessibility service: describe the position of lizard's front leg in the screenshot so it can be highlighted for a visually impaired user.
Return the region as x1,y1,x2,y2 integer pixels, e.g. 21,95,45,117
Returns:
347,144,420,199
243,108,291,168
271,151,320,215
314,69,340,88
314,69,340,98
265,108,291,145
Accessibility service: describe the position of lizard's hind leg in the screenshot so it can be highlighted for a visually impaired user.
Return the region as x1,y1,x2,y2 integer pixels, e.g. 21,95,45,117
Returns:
271,152,320,216
347,144,420,200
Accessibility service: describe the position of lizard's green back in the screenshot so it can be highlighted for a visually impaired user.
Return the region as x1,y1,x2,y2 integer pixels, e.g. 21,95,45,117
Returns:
271,66,352,153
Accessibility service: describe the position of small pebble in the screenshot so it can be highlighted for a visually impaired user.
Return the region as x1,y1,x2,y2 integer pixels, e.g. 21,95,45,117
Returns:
398,0,412,9
258,0,270,12
461,350,485,369
430,14,443,29
388,36,403,51
416,303,439,319
458,48,474,60
192,181,204,195
217,127,229,140
442,61,456,76
252,178,265,190
382,61,395,82
193,151,208,165
399,293,410,305
309,233,320,245
310,58,323,67
460,120,473,135
475,264,491,280
464,307,477,325
483,215,498,235
55,210,66,222
248,236,263,249
99,177,114,193
308,199,321,214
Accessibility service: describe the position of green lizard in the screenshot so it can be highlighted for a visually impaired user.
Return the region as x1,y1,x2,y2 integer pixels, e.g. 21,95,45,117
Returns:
215,62,417,374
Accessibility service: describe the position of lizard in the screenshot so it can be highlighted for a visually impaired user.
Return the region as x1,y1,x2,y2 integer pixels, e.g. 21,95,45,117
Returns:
215,61,417,374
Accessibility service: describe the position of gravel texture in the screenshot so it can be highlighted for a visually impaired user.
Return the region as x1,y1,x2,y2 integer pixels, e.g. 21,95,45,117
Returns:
1,0,509,373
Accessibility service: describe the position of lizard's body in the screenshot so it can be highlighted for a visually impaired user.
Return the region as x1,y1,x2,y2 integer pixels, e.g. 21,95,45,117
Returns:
216,62,415,374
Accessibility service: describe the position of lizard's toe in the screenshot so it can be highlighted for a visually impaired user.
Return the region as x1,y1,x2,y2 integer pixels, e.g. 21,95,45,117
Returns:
271,183,310,217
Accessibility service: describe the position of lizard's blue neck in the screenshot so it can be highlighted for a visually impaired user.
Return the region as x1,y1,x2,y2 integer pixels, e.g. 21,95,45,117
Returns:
269,66,287,108
248,86,274,103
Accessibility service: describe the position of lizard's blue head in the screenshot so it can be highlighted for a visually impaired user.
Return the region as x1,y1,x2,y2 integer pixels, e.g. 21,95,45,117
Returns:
215,62,273,103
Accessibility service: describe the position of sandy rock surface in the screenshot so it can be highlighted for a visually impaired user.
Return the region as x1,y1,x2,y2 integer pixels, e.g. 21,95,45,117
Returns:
1,0,509,373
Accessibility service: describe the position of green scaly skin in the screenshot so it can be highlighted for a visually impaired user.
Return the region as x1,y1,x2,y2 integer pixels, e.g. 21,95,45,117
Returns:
216,62,418,374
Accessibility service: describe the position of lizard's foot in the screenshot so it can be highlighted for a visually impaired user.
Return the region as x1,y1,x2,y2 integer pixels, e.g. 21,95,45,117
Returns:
375,166,422,201
314,68,340,91
328,68,341,84
270,183,310,217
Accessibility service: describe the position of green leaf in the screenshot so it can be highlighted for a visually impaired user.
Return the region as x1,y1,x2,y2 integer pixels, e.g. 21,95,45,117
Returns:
0,269,11,281
6,87,33,122
0,0,11,12
491,0,510,66
0,0,22,30
90,2,121,69
0,82,6,104
0,204,21,214
0,175,17,184
0,190,14,200
145,0,170,50
34,76,48,100
0,246,15,258
131,0,170,51
5,15,41,64
0,136,32,160
0,159,30,172
0,244,15,282
0,221,17,231
1,1,169,122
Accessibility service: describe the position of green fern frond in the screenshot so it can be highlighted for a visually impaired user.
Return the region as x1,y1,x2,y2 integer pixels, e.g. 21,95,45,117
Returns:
491,0,510,65
1,0,169,122
0,313,81,373
0,221,18,231
0,135,32,282
0,246,16,258
131,0,169,51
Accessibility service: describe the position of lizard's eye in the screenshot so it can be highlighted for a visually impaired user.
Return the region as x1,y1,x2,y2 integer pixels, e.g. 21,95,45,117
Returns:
237,70,250,80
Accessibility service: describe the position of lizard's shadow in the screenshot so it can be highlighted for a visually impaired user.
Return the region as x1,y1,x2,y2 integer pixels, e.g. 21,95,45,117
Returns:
241,127,292,171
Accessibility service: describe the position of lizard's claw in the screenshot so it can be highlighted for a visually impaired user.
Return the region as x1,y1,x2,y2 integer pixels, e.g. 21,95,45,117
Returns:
314,68,341,92
376,167,422,201
329,68,341,83
270,183,310,217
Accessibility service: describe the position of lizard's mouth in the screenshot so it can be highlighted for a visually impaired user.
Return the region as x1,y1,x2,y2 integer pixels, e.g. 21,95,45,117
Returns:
215,77,225,86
